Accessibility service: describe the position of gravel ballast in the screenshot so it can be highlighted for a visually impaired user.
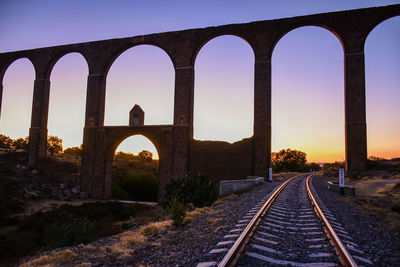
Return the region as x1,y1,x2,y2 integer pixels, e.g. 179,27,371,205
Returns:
311,175,400,266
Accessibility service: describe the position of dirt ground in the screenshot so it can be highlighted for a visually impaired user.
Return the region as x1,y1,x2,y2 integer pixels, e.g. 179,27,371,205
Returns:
342,171,400,234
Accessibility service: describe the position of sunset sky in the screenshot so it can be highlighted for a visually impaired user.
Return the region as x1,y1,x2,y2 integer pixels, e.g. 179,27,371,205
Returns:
0,0,399,162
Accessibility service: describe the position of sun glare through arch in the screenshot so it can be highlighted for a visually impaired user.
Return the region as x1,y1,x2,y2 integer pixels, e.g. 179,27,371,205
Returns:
115,134,159,159
365,16,400,159
194,35,254,143
48,52,88,149
272,26,344,163
0,58,35,139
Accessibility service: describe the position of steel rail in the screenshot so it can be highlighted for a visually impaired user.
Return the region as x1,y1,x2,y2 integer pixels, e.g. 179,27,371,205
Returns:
218,174,304,267
306,175,358,267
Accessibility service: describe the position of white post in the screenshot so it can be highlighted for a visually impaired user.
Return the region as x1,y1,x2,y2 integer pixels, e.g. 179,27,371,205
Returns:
339,168,345,195
269,168,272,182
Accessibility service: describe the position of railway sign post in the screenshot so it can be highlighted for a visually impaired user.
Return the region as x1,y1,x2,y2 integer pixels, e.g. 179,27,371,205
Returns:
269,168,272,182
339,168,345,195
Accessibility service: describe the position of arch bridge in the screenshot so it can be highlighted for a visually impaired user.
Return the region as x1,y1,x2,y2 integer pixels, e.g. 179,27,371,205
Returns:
0,5,399,199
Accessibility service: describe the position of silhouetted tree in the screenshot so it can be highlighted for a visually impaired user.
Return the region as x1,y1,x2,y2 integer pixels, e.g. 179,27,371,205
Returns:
0,134,12,150
272,148,307,172
323,161,345,170
138,150,153,162
12,136,29,150
47,135,63,153
308,162,321,171
114,151,135,161
63,146,82,156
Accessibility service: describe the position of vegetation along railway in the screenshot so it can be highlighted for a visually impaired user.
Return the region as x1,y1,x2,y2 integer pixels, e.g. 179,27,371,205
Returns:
198,174,373,267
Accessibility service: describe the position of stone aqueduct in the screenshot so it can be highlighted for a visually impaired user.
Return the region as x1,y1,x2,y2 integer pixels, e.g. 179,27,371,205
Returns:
0,5,399,199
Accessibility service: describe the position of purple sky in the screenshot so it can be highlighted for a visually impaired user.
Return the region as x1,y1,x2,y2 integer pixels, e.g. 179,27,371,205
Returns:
0,0,399,162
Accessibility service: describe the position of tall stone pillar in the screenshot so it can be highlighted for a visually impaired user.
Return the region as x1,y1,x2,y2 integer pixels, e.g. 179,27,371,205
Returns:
345,51,367,172
172,65,194,178
28,78,50,167
173,66,194,130
84,74,106,127
81,73,108,198
253,57,272,177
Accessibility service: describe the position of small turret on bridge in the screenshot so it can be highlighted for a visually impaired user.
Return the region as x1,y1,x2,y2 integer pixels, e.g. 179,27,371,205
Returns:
129,105,144,126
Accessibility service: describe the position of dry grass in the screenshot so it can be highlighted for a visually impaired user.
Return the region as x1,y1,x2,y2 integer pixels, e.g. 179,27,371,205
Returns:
213,225,227,233
151,241,162,247
212,194,239,206
101,219,173,255
184,206,218,224
122,231,147,247
78,244,96,250
21,249,78,267
140,220,172,236
183,207,208,223
208,218,223,226
117,253,133,261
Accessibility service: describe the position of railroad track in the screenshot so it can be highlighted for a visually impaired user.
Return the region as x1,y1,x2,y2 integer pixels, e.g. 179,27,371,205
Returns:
199,174,372,267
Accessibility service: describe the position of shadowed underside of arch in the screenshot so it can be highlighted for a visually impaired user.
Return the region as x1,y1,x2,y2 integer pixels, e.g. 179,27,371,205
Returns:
0,4,398,199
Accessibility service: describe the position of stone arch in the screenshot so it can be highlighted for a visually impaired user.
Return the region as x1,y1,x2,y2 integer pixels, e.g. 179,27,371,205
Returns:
0,58,36,137
193,32,256,66
271,25,345,162
105,44,175,126
45,50,90,80
193,34,255,142
272,24,345,55
0,56,36,118
90,126,173,200
365,15,400,159
104,42,176,78
364,14,400,50
0,56,37,83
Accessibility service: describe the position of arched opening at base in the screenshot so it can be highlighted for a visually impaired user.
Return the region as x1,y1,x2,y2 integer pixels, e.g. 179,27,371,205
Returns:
111,135,159,202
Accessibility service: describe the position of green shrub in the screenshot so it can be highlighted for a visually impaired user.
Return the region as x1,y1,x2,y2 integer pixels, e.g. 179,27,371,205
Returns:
163,173,218,208
111,183,130,200
112,172,158,202
168,198,186,226
44,212,93,248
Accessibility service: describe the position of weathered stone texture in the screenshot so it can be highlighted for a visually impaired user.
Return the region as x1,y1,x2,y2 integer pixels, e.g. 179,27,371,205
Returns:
189,139,253,181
